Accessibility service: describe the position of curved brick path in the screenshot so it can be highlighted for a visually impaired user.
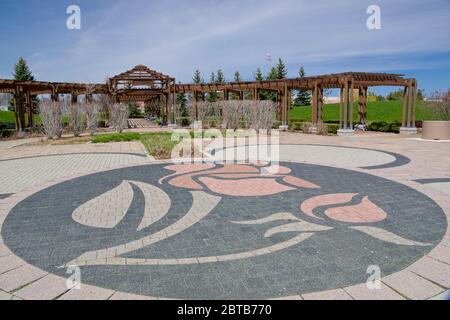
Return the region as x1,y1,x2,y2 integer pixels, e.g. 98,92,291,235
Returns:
0,133,449,300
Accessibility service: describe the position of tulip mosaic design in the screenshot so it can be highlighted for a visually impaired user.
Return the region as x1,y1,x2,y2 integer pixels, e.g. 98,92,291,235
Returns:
2,162,447,299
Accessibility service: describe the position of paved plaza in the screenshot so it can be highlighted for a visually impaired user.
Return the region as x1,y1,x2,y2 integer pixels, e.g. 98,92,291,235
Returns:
0,132,449,300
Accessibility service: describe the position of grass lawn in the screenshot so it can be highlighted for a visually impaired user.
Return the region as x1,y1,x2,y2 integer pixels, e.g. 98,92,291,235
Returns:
290,100,437,123
91,132,141,143
91,131,180,160
140,132,180,159
0,111,41,128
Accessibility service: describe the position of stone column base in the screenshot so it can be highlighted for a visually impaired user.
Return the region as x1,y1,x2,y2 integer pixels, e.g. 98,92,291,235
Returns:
308,126,318,134
399,127,418,135
279,125,288,131
337,129,355,136
168,123,178,129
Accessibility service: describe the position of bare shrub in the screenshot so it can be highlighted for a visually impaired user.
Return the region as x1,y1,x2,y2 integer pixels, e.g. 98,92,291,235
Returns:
219,100,276,131
300,122,312,134
222,100,243,130
38,100,63,139
67,102,86,137
83,102,101,136
316,122,328,136
248,100,277,131
108,103,129,133
428,90,450,120
195,101,222,128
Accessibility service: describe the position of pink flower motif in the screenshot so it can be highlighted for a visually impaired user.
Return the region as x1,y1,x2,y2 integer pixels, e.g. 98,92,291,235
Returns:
299,193,387,223
160,163,321,197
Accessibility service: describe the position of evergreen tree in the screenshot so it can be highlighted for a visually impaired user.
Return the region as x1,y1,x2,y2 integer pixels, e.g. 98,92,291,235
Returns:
275,58,288,79
208,72,219,102
254,68,264,81
176,87,190,126
13,57,34,81
192,70,203,84
8,57,38,114
216,69,226,83
234,71,242,82
294,67,311,106
266,67,278,80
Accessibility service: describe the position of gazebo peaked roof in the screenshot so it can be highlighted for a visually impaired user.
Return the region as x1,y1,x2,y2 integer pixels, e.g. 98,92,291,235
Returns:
109,65,175,82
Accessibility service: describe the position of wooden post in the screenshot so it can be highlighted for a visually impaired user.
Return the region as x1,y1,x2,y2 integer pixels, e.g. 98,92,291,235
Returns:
192,91,197,122
358,87,367,126
402,86,408,127
283,84,288,126
311,83,318,126
26,92,34,128
407,79,413,127
16,88,26,131
13,93,19,130
167,85,172,125
317,86,323,125
287,88,291,124
349,80,354,129
412,80,418,127
173,86,177,126
343,81,349,129
339,87,344,129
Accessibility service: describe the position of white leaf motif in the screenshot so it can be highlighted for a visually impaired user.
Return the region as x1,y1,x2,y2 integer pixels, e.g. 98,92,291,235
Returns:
350,226,432,246
72,181,133,229
264,220,333,237
128,181,171,231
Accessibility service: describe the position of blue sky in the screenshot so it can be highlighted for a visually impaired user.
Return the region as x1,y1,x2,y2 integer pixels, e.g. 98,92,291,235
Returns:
0,0,449,95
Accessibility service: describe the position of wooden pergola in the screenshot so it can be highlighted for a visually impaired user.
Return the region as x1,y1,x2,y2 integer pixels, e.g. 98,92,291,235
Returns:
108,65,176,125
176,72,419,133
0,67,418,134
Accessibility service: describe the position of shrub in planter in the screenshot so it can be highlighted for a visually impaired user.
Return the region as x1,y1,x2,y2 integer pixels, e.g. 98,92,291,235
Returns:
325,123,339,135
367,121,401,133
0,129,15,138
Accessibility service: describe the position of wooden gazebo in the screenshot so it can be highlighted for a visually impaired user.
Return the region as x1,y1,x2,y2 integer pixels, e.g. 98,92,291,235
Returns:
0,66,419,135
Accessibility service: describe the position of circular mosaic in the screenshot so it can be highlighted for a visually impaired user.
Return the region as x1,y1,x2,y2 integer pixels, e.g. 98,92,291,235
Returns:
2,162,447,299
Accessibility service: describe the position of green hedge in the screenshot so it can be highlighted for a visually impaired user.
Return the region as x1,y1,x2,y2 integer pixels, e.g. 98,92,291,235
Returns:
289,121,339,135
366,121,402,133
0,129,15,138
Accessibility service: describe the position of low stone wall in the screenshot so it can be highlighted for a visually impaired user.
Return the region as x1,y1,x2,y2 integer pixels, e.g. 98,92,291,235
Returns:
422,121,450,140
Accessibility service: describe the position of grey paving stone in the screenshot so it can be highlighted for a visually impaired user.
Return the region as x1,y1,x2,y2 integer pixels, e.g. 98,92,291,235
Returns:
382,270,444,300
0,265,47,292
14,275,71,300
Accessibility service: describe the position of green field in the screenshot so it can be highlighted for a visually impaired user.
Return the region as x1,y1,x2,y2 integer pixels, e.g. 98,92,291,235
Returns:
0,111,41,128
290,100,437,123
1,100,442,130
